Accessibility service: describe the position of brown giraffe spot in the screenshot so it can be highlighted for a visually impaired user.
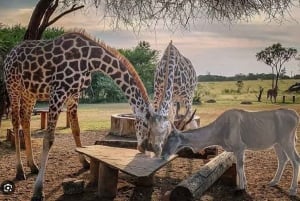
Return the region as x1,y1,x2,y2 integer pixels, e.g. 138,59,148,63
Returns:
62,40,74,50
37,56,45,66
44,44,53,52
76,37,87,46
81,47,90,57
111,71,121,79
69,61,78,70
65,68,73,76
91,60,101,68
23,71,32,80
53,55,64,64
45,53,52,60
103,55,112,64
53,47,63,55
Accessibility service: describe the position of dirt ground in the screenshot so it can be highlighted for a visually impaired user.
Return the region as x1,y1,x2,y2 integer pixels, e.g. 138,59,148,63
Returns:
1,130,300,201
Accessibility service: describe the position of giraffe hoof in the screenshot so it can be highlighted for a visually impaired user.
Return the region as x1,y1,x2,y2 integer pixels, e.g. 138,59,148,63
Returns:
31,166,39,174
31,195,44,201
16,172,26,180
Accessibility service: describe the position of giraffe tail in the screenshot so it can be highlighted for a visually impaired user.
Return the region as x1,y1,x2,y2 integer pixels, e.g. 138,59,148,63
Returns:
0,80,10,122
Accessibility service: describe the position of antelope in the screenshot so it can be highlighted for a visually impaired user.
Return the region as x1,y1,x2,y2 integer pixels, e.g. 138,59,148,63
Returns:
161,108,300,195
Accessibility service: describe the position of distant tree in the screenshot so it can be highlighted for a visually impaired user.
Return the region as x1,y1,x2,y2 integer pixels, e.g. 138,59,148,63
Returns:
119,41,159,94
256,43,297,90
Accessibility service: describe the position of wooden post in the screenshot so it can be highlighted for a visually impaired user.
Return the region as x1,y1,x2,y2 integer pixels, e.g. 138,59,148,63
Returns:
98,162,119,200
293,96,296,103
89,158,99,186
40,112,47,129
66,111,70,128
168,152,235,201
282,96,286,103
136,174,154,187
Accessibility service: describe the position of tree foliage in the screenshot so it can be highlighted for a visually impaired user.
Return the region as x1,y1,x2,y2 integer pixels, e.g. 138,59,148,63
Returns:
119,41,159,94
81,41,159,103
256,43,297,89
77,0,299,31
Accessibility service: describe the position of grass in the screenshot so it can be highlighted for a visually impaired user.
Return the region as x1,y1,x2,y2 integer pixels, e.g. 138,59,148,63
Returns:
0,79,299,140
196,79,299,103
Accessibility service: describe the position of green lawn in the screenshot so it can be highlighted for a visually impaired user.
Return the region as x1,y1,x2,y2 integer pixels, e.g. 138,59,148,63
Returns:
196,79,299,103
1,79,299,140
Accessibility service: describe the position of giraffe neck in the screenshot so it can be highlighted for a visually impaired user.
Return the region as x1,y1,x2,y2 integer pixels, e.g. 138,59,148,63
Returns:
157,41,177,116
80,34,152,117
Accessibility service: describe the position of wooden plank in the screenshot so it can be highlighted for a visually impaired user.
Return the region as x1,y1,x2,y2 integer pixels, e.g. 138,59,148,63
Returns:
76,145,177,177
169,152,235,201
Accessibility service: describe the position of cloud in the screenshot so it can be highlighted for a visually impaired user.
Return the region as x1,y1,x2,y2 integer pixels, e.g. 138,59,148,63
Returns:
0,3,299,76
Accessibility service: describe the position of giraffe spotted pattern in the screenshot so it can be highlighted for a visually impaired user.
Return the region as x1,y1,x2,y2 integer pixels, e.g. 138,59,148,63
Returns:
4,32,152,201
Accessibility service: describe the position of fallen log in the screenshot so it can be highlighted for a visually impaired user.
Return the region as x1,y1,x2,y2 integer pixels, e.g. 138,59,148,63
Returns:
169,151,235,201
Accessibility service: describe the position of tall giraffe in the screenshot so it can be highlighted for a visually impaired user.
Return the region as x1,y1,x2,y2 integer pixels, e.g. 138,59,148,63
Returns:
3,32,154,200
149,41,197,156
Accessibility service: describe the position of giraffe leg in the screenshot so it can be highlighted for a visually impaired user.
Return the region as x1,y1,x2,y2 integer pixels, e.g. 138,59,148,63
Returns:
20,98,39,174
10,95,26,180
32,98,64,201
66,98,89,169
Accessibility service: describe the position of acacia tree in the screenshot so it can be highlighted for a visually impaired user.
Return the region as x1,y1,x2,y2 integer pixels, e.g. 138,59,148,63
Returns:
24,0,299,40
256,43,297,90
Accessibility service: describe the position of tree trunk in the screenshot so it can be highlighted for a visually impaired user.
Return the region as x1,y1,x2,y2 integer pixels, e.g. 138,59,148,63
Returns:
24,0,54,40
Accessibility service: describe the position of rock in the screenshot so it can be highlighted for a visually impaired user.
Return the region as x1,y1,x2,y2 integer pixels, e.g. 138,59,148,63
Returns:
62,178,84,195
206,99,216,103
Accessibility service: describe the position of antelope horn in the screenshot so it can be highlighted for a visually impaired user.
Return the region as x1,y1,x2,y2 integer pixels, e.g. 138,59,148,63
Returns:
177,109,197,131
177,108,190,130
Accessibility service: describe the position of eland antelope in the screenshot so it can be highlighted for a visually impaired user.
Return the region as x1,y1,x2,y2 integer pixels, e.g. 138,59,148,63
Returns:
161,108,300,195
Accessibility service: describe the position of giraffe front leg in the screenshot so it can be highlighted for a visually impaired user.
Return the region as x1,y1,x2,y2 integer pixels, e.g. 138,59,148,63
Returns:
32,129,55,201
20,99,39,174
67,100,89,169
10,98,26,180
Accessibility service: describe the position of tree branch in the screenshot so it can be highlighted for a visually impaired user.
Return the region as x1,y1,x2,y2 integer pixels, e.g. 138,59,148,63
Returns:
47,4,84,28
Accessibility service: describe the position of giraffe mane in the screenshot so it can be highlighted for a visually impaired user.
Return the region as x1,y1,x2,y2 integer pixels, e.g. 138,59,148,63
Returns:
64,30,150,104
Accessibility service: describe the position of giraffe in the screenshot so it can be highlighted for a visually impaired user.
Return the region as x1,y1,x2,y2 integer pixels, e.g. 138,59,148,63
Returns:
3,32,155,200
149,41,198,156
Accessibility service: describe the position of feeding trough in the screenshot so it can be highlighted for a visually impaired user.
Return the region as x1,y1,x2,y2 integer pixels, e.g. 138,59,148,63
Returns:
96,113,217,158
109,113,201,138
96,113,217,159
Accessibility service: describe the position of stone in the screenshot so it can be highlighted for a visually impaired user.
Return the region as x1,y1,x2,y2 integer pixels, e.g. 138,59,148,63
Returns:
62,178,84,195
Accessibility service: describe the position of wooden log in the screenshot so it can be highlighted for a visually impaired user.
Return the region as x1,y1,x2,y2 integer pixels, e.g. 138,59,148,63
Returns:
169,152,235,201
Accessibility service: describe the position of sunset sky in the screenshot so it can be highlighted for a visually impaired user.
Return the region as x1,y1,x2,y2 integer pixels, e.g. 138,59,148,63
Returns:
0,1,300,76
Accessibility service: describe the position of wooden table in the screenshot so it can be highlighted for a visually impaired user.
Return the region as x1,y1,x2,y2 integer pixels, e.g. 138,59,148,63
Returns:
76,145,177,200
33,107,70,129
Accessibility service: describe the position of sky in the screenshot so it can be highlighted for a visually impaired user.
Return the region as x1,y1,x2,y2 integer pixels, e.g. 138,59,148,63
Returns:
0,1,300,76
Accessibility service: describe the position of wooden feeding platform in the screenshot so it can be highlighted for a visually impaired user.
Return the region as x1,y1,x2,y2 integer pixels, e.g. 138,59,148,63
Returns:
76,145,177,200
32,107,70,129
96,113,217,159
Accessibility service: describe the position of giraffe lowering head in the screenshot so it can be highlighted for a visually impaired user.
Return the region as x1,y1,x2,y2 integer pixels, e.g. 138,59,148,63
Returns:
150,41,198,156
3,31,154,200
